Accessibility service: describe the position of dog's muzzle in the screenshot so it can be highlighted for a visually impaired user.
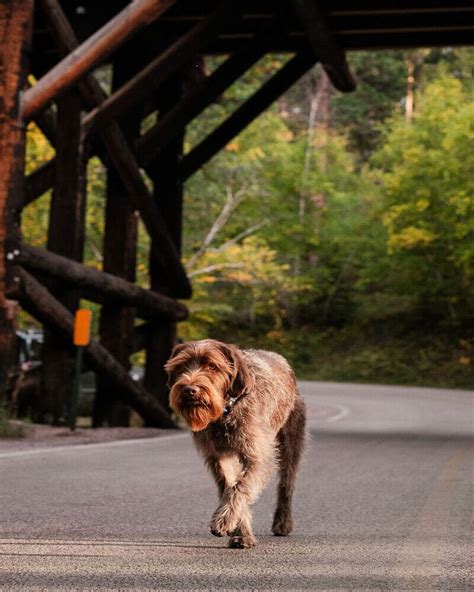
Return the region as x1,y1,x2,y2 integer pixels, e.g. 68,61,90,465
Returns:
180,385,207,407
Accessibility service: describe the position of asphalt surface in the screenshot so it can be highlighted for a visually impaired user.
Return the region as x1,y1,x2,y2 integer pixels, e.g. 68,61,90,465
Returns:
0,382,472,591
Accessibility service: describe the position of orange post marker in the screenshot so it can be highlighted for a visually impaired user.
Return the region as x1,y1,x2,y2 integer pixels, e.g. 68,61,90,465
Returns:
73,309,92,346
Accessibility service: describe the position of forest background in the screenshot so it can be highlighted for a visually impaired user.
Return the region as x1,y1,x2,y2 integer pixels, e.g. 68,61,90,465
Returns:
24,48,474,389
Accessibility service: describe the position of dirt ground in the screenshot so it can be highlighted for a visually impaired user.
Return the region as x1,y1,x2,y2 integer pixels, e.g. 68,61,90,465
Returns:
0,422,180,453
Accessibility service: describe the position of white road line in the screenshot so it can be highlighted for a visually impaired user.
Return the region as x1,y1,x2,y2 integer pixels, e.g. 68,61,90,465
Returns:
324,404,350,423
0,432,188,460
1,404,351,459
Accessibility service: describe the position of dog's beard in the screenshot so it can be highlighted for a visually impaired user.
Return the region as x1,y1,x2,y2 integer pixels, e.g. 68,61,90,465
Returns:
170,383,225,431
182,405,219,432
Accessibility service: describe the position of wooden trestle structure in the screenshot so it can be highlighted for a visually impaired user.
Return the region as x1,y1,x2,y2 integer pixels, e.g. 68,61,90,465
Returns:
1,0,472,427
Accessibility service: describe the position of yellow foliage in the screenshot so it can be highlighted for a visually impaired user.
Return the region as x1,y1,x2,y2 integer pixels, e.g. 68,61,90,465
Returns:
278,129,294,142
382,204,409,226
415,198,430,211
25,122,54,173
200,275,218,284
245,146,265,159
387,226,435,253
225,141,240,152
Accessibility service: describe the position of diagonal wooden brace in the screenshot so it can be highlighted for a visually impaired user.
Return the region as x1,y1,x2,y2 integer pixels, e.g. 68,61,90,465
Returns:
290,0,356,92
136,18,281,167
83,0,243,135
179,52,317,180
10,267,177,428
33,0,191,298
20,0,176,121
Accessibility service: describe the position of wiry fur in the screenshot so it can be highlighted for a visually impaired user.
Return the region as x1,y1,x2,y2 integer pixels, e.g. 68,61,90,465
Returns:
165,339,306,549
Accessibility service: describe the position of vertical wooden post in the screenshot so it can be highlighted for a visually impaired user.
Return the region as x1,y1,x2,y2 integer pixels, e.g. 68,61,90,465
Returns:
41,90,86,424
0,0,34,397
93,49,140,427
144,74,185,414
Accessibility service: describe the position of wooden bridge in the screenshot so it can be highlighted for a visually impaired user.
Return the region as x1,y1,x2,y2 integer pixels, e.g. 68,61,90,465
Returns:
1,0,472,427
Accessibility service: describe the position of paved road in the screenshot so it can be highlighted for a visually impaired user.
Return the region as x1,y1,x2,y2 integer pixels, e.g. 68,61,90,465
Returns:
0,382,472,591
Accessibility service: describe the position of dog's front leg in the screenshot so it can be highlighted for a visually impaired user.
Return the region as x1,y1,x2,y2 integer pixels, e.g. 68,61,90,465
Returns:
227,504,257,549
210,452,274,544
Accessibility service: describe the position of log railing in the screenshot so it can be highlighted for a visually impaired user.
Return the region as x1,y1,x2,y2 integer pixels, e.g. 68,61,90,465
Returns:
13,244,188,322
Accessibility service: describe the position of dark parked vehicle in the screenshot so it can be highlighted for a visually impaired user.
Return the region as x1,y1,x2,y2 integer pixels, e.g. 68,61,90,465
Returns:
9,329,143,420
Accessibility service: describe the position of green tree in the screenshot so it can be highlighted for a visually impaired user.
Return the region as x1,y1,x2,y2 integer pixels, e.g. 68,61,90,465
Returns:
332,51,407,162
372,76,474,322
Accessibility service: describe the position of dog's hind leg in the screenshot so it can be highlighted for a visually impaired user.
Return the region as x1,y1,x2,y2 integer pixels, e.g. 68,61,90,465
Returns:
272,396,306,536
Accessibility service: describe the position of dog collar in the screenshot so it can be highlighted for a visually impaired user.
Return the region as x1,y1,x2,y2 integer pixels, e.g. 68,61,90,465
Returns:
223,395,238,416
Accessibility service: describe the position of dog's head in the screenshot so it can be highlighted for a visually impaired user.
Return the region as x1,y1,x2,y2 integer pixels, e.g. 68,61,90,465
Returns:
164,339,254,431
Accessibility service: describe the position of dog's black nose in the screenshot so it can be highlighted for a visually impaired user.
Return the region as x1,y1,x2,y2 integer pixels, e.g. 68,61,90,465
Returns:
182,385,198,397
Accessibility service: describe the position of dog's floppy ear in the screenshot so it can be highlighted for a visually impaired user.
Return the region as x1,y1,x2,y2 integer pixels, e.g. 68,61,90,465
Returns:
169,342,187,360
164,342,188,378
219,342,255,397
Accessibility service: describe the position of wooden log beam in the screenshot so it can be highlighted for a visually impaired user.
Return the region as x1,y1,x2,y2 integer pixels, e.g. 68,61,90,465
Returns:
33,105,57,147
47,91,86,273
15,244,189,322
22,143,192,301
24,160,55,207
180,52,316,180
21,0,176,121
100,124,191,299
95,51,141,428
144,75,184,414
41,90,86,424
133,323,151,353
136,19,279,166
0,0,34,395
24,11,270,206
11,267,176,429
83,0,242,135
39,0,191,299
290,0,356,92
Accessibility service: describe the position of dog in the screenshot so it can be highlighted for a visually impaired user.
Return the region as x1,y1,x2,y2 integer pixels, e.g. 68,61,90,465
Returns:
165,339,306,549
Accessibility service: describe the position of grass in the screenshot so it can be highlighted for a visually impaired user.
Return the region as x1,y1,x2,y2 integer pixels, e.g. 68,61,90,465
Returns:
216,321,474,389
0,406,25,438
296,336,474,388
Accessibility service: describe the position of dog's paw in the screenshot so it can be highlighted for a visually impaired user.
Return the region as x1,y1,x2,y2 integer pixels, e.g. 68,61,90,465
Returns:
209,515,231,537
210,524,225,537
210,505,239,537
272,514,293,536
229,534,257,549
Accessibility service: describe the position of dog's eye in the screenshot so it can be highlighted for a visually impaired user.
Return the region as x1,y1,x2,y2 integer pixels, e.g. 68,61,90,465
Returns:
207,363,217,371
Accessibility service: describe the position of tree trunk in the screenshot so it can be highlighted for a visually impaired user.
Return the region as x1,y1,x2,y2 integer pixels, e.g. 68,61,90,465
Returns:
405,50,425,122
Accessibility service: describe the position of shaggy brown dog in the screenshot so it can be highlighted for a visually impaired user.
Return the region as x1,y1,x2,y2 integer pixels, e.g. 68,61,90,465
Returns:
165,339,306,549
